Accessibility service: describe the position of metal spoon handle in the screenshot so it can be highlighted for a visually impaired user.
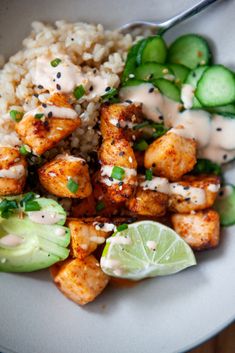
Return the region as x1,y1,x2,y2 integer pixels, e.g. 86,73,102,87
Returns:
158,0,219,34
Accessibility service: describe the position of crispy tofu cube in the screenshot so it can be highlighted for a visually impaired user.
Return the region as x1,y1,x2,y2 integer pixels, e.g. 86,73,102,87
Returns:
0,147,27,195
99,138,137,203
169,175,220,213
171,209,220,251
38,155,92,198
51,256,109,305
67,217,115,259
15,95,80,155
126,176,169,217
100,102,144,141
144,131,196,181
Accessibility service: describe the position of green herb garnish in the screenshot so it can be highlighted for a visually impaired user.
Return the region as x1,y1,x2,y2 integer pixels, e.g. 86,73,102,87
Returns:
67,178,79,193
111,166,125,181
34,113,44,119
10,110,24,122
101,88,119,103
24,200,41,212
20,192,36,207
117,224,128,232
96,201,105,212
151,123,168,139
73,85,85,100
134,139,148,151
133,121,150,130
193,159,222,176
50,58,62,67
145,169,153,181
19,145,31,156
0,199,19,218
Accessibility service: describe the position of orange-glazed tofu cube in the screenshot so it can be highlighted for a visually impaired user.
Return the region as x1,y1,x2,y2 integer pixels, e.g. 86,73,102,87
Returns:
51,255,109,305
0,147,27,195
144,131,196,181
15,94,80,155
171,209,220,251
67,217,115,259
38,155,92,198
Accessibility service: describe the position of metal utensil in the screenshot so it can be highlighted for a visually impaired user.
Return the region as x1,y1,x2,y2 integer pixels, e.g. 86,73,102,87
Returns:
119,0,220,34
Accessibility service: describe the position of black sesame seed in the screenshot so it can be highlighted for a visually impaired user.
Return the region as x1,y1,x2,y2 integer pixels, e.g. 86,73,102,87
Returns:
219,190,224,197
89,86,94,91
42,215,45,218
192,72,196,78
42,103,47,108
216,127,222,131
57,72,61,79
38,85,44,89
48,111,53,118
119,151,125,156
159,115,164,121
125,99,133,104
56,84,61,90
118,181,123,186
93,69,97,74
185,197,191,201
105,86,111,92
223,154,227,160
111,140,115,145
152,163,156,167
71,38,74,41
109,177,114,181
116,122,121,128
53,79,56,82
34,93,39,98
183,186,190,190
99,223,104,228
148,87,154,93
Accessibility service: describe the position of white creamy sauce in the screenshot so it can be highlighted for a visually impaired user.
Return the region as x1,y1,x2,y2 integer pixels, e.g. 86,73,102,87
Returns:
94,222,116,232
170,183,206,205
28,211,64,225
90,235,105,244
101,165,137,186
34,54,111,97
146,240,157,251
0,234,23,247
24,105,78,120
100,257,121,270
181,84,194,109
207,184,220,193
107,236,132,245
140,177,170,194
120,84,235,164
0,164,25,179
110,118,119,126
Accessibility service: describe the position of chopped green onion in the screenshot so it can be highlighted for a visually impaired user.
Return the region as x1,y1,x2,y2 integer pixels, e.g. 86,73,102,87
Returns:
24,200,41,212
117,224,128,232
73,85,85,100
0,199,19,218
20,192,36,206
134,139,149,151
151,123,168,139
111,166,125,181
193,159,222,176
101,88,119,103
50,58,62,67
145,169,153,181
10,110,24,122
67,178,79,193
19,145,31,156
133,121,150,130
96,201,105,212
34,113,44,119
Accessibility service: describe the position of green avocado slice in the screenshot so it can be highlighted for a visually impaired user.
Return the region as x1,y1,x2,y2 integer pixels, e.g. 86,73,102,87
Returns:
0,195,70,272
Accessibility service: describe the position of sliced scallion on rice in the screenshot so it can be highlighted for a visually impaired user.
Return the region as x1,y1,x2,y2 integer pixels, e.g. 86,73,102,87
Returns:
10,110,24,122
74,85,85,100
111,166,125,180
50,58,62,67
67,178,79,193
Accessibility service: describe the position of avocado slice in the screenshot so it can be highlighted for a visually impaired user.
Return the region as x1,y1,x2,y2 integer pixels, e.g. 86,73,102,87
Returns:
0,195,70,272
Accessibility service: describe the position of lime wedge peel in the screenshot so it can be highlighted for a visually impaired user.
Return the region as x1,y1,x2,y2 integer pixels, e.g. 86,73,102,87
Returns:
100,221,196,281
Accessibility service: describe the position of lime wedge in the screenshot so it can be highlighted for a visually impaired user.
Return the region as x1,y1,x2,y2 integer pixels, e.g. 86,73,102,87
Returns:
100,221,196,280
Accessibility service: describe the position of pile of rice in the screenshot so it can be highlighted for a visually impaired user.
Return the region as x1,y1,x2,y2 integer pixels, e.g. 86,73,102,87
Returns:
0,20,136,156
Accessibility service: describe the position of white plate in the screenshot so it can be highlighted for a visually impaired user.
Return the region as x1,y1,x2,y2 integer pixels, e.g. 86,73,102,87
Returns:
0,1,235,352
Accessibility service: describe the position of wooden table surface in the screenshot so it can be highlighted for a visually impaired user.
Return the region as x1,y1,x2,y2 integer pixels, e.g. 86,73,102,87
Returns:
188,322,235,353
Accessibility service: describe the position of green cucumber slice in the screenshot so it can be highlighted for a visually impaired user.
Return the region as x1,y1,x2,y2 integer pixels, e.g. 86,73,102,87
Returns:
121,39,145,83
185,66,208,107
214,184,235,226
168,64,190,85
207,104,235,115
195,65,235,107
137,35,167,65
135,62,174,81
153,78,181,102
168,34,211,70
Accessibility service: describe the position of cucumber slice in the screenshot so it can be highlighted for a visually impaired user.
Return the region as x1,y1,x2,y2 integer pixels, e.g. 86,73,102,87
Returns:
207,104,235,115
168,64,190,85
214,184,235,226
153,78,181,102
137,35,167,65
135,62,174,81
168,34,211,70
122,79,146,87
121,39,145,83
195,65,235,107
185,66,208,107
